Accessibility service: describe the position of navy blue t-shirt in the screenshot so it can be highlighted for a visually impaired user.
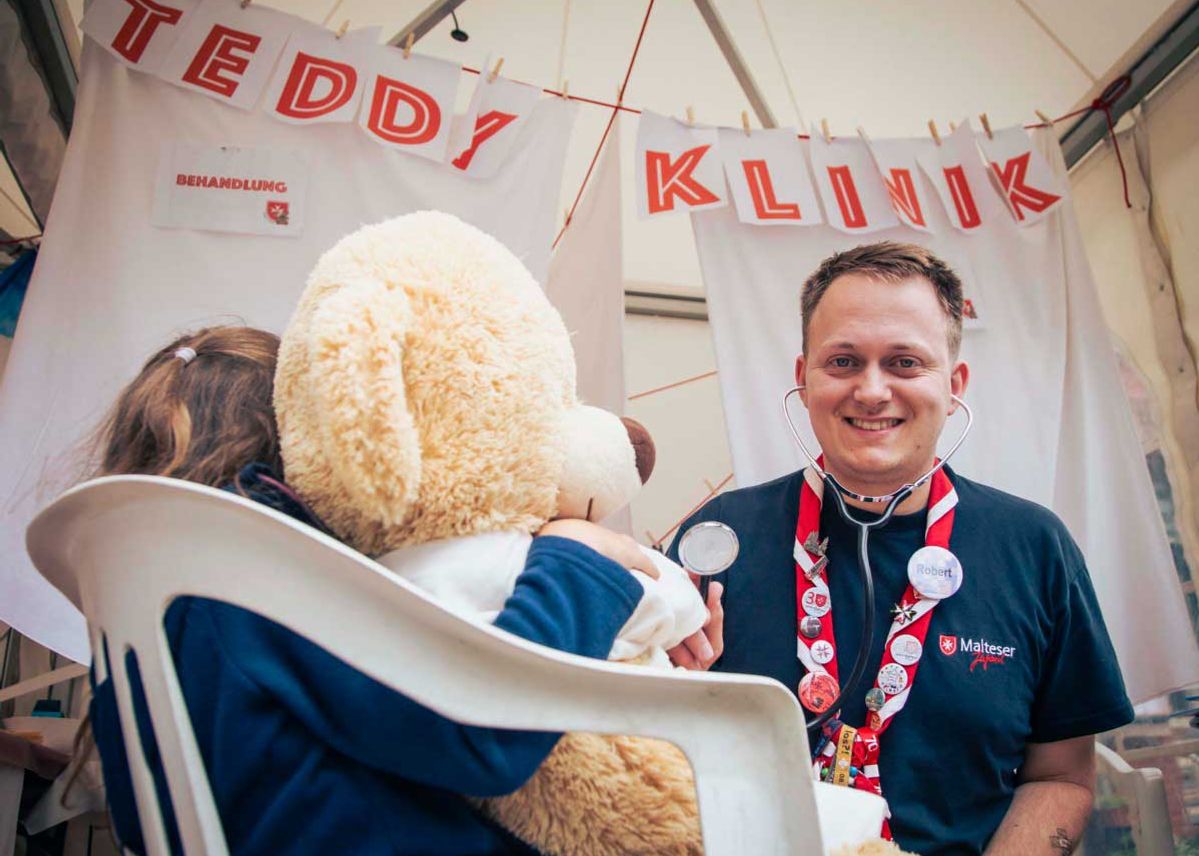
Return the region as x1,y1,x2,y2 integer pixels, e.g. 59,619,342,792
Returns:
668,466,1133,855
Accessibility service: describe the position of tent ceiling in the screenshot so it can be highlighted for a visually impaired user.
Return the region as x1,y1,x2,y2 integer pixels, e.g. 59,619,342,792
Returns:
53,0,1195,290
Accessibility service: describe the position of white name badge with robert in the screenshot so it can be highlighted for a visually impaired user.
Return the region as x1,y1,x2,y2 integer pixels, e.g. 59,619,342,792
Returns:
907,546,963,600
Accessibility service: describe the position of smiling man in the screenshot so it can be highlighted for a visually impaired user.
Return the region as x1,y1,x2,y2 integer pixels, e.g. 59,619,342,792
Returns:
667,242,1133,855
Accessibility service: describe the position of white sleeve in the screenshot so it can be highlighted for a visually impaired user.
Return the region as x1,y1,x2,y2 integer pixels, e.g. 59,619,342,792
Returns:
608,546,709,663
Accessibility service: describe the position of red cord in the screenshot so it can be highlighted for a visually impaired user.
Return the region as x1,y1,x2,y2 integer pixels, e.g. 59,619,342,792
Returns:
551,0,655,250
1089,75,1133,208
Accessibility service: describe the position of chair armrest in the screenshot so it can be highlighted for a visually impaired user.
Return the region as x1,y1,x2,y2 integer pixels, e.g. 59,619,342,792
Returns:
1095,742,1173,856
0,664,87,704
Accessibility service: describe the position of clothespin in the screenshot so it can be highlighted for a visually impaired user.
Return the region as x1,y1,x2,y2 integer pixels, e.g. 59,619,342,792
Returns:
928,119,942,146
948,120,957,133
741,110,751,135
979,113,993,140
686,105,695,126
820,118,831,142
403,32,414,58
1035,109,1052,127
559,79,569,99
335,19,349,39
488,57,504,83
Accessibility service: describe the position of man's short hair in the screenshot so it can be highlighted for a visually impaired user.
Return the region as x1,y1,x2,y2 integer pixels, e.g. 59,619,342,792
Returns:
801,242,964,357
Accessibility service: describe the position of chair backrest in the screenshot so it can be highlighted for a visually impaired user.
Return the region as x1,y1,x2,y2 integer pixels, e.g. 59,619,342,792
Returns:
27,475,829,856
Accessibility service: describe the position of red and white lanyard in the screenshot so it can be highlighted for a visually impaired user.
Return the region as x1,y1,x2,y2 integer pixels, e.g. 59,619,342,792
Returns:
794,458,959,834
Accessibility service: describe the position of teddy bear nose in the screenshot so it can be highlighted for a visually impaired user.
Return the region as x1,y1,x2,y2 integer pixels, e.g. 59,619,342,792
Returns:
620,417,656,484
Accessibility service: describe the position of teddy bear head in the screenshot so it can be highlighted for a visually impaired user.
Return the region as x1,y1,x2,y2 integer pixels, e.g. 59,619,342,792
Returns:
274,211,651,557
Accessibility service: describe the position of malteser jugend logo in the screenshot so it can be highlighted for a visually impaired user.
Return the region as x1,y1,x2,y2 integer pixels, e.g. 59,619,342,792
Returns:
940,635,1016,672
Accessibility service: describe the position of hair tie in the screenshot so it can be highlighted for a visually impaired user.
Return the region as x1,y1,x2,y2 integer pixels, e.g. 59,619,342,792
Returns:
174,347,197,364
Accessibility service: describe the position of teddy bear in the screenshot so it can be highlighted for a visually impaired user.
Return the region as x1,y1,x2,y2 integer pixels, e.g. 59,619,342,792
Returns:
273,210,711,854
273,210,907,856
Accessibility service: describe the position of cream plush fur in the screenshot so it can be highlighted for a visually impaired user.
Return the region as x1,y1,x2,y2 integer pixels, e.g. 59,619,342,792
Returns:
276,211,706,855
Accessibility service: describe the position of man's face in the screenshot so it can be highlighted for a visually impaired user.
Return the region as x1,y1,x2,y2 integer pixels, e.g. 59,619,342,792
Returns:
795,272,969,495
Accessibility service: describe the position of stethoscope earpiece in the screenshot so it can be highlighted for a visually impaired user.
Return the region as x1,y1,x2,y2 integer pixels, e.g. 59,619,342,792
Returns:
781,387,973,505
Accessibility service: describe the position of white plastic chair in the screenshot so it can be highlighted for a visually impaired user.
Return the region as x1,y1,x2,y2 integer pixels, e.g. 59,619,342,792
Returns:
27,475,846,856
1085,743,1173,856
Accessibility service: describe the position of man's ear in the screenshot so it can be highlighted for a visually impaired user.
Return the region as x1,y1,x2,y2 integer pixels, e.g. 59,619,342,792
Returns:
795,354,808,406
949,360,970,413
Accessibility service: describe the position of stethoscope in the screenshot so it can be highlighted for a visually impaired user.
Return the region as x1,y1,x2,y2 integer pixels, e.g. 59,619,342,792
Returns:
676,386,972,732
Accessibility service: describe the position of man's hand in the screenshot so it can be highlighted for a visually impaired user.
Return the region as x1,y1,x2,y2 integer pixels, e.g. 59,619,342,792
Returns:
669,579,724,670
983,735,1096,855
536,519,660,579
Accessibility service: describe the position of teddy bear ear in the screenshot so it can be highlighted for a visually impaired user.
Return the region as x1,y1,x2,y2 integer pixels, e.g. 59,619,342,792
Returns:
305,276,421,528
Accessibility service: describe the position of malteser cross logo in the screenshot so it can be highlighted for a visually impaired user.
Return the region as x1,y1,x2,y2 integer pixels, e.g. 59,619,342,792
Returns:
939,634,957,656
266,201,289,225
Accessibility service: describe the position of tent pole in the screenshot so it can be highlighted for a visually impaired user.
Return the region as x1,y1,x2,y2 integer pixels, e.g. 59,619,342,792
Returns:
691,0,777,129
387,0,470,46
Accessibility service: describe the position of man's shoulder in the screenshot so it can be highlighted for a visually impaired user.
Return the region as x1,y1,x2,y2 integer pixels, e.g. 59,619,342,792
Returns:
668,469,803,559
952,469,1061,523
703,469,804,520
950,469,1081,561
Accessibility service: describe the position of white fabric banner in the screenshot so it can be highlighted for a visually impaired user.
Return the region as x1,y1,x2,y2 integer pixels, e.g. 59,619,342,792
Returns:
634,110,725,219
155,0,298,111
917,122,998,234
450,70,543,178
719,127,823,227
808,129,899,234
865,137,934,233
546,125,624,415
357,48,461,161
81,0,199,71
261,26,380,125
0,42,577,662
692,128,1199,703
544,125,631,535
978,125,1067,225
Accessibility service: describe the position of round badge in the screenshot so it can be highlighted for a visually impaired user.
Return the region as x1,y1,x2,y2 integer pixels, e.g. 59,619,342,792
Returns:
890,634,924,666
810,639,835,665
864,687,886,711
877,663,909,696
801,587,832,617
907,546,964,601
799,616,823,639
798,672,839,713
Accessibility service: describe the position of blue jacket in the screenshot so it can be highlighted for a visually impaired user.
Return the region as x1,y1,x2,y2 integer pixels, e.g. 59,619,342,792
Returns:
90,466,644,855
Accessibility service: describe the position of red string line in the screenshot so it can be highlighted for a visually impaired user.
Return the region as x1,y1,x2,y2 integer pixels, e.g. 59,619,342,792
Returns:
462,63,1106,139
0,235,39,245
652,472,734,548
551,0,655,250
1089,75,1133,208
627,369,718,401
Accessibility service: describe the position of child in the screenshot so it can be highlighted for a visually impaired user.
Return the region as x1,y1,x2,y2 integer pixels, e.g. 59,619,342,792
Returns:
84,326,651,855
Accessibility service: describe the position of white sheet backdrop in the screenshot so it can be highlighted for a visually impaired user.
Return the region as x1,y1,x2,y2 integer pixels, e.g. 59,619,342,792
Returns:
545,122,630,535
692,128,1199,704
0,43,578,662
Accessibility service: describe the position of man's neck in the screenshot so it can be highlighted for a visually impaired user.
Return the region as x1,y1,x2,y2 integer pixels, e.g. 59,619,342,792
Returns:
826,468,934,517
